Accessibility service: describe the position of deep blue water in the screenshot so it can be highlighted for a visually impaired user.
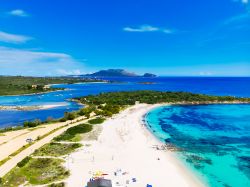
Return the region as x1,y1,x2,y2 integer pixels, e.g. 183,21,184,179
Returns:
145,104,250,187
0,77,250,128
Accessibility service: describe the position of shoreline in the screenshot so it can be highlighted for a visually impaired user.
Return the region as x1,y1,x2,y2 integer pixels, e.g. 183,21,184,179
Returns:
0,103,69,111
0,89,65,97
65,104,206,187
141,104,208,186
0,81,110,97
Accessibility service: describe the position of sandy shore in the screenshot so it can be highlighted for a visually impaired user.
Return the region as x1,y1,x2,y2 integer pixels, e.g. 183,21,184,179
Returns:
0,103,68,111
65,104,205,187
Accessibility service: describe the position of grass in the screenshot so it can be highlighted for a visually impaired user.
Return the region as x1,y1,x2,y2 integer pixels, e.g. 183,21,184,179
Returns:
1,158,69,186
53,123,93,142
33,142,82,157
87,117,105,124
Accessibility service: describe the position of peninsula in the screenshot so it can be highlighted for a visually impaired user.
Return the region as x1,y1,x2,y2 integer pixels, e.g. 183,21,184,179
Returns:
0,76,105,96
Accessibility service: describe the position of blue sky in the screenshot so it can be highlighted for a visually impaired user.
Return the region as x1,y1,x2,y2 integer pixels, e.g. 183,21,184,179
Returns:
0,0,249,76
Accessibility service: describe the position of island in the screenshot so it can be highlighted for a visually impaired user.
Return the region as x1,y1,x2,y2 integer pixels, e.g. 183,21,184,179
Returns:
79,69,157,77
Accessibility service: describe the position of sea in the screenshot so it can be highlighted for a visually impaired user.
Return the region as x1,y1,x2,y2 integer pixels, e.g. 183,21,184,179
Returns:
0,76,249,186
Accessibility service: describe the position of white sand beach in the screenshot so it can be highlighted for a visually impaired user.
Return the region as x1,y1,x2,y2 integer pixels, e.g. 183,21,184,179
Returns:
65,104,205,187
0,103,68,111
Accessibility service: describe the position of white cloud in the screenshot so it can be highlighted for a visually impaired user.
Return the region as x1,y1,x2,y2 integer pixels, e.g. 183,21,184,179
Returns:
123,25,159,32
0,31,32,44
232,0,249,4
123,25,174,34
57,69,83,75
0,47,86,76
226,13,250,24
242,0,248,4
199,71,213,76
8,9,28,17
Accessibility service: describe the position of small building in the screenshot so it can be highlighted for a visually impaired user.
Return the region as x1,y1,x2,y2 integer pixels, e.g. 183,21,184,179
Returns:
87,179,112,187
31,85,37,89
43,85,50,89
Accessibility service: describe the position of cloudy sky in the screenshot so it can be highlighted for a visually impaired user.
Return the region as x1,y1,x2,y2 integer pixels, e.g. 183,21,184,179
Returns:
0,0,249,76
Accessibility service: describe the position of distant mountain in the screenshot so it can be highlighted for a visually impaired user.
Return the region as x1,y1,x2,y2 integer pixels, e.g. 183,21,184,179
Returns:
83,69,157,77
143,73,157,78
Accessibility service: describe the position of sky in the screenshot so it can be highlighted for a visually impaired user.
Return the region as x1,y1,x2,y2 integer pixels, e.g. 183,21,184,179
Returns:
0,0,249,76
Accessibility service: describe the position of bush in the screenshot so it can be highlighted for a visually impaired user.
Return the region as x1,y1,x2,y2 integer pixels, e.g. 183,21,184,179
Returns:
17,156,31,167
88,117,105,124
33,143,82,156
59,118,67,122
23,119,41,128
64,112,76,120
49,182,65,187
53,124,93,141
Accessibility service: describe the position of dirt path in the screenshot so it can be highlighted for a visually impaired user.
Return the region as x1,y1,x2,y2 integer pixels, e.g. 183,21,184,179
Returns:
0,116,88,177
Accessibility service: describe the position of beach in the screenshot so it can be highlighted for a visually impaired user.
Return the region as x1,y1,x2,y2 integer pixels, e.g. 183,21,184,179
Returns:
0,103,68,111
65,104,205,187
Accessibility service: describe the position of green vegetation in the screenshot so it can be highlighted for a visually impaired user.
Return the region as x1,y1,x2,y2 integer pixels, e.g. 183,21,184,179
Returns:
0,76,104,96
54,123,93,142
33,142,82,157
94,104,121,117
0,126,25,133
1,158,69,186
23,119,42,128
17,156,31,168
77,106,95,118
78,90,250,105
48,182,66,187
88,117,105,124
60,112,77,122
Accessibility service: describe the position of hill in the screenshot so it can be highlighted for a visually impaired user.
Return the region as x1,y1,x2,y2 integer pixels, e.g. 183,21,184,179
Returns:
84,69,157,77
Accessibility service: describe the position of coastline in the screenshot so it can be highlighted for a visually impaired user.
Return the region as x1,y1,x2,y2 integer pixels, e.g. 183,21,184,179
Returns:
0,88,65,97
65,104,206,187
0,103,69,111
141,104,208,186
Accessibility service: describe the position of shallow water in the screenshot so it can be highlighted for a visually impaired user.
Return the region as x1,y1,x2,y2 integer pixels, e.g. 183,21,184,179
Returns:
145,104,250,187
0,77,250,128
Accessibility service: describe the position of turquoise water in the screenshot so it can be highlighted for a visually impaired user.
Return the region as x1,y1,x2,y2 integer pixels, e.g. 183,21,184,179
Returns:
145,104,250,187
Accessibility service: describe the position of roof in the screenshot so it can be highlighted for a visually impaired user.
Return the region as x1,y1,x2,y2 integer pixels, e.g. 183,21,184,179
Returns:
87,178,112,187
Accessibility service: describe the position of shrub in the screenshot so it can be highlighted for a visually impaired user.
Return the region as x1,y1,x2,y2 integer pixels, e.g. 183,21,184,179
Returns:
53,124,92,141
64,112,76,120
49,182,65,187
59,118,67,122
88,117,105,124
23,119,41,128
17,156,31,167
